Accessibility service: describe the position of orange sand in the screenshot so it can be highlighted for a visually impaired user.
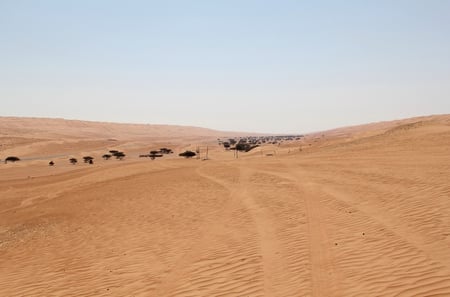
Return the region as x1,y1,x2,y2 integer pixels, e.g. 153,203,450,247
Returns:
1,115,450,296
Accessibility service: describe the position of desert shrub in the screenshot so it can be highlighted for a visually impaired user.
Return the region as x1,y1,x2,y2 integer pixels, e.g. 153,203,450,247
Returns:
49,161,54,166
102,154,112,160
5,156,20,163
179,151,196,158
69,158,78,165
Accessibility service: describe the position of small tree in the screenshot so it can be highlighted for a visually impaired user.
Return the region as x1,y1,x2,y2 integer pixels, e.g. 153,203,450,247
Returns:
83,156,94,163
179,151,196,158
160,148,173,154
49,161,55,166
69,158,78,165
102,154,112,160
235,143,259,152
5,156,20,164
235,143,249,151
149,151,163,160
114,152,125,160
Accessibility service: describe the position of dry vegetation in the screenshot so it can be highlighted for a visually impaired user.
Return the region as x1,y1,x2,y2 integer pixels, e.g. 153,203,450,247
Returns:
0,115,450,296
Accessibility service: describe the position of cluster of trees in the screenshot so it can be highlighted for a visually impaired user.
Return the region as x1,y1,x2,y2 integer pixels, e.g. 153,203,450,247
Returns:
68,156,94,165
68,149,126,165
3,146,205,167
140,148,173,160
219,134,304,152
219,139,258,152
105,150,126,160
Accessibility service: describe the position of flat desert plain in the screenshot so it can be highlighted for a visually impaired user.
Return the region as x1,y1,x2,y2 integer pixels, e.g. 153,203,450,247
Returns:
1,115,450,297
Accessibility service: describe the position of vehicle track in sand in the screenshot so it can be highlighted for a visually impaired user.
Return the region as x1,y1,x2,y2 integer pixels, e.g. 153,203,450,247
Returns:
156,161,315,296
2,114,450,296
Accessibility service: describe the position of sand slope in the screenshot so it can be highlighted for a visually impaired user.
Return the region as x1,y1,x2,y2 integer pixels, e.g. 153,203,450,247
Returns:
0,117,244,139
1,115,450,296
0,117,255,160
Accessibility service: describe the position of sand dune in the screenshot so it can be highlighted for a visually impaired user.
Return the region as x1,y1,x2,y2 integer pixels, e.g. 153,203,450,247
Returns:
1,115,450,296
0,117,253,160
0,117,248,140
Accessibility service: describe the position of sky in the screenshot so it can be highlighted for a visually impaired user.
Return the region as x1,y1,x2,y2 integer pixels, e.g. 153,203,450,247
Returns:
1,1,449,133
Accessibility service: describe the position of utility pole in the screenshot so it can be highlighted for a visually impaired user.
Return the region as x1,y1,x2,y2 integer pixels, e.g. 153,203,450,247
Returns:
196,145,209,160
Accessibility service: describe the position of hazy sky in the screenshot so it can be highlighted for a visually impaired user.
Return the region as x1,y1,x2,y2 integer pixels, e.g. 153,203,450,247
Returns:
1,1,449,133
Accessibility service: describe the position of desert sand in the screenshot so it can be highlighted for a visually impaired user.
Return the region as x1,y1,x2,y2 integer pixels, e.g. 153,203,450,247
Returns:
1,115,450,296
